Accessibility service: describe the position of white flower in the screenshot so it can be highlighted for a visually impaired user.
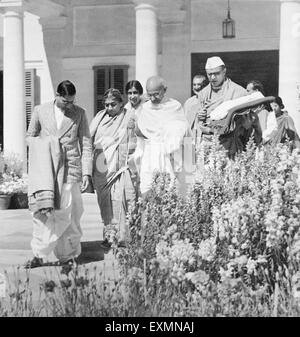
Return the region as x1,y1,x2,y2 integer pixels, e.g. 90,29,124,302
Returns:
0,175,28,194
246,258,256,275
197,238,216,262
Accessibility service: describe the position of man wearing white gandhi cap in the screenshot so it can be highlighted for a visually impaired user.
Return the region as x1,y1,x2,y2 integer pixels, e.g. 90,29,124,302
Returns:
190,56,247,140
205,56,225,69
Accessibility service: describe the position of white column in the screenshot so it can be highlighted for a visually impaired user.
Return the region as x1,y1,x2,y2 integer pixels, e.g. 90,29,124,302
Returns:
39,16,67,95
0,1,25,160
160,10,188,104
279,0,300,133
134,0,158,89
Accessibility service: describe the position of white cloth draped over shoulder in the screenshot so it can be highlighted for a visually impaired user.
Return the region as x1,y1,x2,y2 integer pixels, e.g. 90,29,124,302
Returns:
27,135,64,212
210,91,265,121
136,97,195,196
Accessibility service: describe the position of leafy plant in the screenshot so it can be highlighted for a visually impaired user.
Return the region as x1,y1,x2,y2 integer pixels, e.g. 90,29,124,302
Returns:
2,139,300,316
117,138,300,316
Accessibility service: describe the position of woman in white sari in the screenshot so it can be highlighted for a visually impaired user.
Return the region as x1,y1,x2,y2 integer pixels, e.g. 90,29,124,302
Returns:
90,89,138,250
124,80,147,181
124,80,145,121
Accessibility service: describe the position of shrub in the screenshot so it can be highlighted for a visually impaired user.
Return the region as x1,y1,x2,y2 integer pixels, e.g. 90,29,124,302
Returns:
0,174,28,195
1,152,24,178
117,138,300,316
2,139,300,316
0,151,28,196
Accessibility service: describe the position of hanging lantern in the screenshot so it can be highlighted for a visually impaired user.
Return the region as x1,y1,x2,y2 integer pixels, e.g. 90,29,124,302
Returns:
223,0,235,38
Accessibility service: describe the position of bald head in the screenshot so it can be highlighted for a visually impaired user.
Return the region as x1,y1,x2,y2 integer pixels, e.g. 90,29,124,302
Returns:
146,76,167,91
192,74,207,95
146,76,167,104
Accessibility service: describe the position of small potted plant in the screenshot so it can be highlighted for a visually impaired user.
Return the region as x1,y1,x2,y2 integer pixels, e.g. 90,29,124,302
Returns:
0,180,14,210
10,174,29,209
0,151,28,209
2,152,24,178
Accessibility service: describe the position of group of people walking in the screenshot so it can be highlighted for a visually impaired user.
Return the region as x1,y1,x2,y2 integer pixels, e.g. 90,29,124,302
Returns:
24,55,300,268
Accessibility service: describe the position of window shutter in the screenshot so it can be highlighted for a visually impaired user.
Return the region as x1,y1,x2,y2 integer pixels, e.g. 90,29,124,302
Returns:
111,67,128,95
94,67,109,114
94,65,128,116
25,69,35,128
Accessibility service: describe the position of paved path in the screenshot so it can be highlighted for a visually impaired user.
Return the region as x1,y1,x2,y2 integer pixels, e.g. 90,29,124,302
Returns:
0,193,118,302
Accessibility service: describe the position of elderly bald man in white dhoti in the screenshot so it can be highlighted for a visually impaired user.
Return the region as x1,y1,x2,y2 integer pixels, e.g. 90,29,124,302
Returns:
135,76,194,197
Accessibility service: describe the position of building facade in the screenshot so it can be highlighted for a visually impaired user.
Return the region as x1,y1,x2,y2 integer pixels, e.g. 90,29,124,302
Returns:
0,0,300,161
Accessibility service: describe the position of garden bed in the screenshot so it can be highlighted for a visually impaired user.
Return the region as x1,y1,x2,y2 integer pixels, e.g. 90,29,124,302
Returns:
1,140,300,316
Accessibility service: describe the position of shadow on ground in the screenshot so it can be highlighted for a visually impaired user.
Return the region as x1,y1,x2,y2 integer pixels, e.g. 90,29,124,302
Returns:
78,241,105,264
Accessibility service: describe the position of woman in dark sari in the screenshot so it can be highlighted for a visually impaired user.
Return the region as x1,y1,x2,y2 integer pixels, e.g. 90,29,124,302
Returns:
267,96,300,150
89,88,138,250
246,80,277,141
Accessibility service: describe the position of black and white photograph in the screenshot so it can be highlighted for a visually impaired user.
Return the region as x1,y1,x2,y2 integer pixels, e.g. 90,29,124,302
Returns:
0,0,300,322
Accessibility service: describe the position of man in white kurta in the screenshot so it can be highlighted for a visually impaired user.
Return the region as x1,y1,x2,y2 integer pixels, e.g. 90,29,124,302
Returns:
136,76,194,197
